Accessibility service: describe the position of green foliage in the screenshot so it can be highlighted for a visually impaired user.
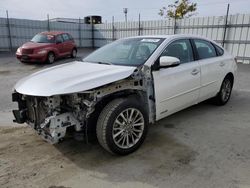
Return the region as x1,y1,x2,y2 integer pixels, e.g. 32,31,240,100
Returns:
159,0,197,19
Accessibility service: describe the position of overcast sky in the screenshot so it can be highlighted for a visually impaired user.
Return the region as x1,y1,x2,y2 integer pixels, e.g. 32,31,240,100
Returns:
0,0,250,22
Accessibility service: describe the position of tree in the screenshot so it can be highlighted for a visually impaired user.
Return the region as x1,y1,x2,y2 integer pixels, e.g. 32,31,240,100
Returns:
159,0,197,19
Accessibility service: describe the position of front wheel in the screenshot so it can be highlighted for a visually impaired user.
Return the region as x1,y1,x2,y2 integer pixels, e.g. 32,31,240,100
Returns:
96,97,148,155
47,52,55,64
214,76,233,105
71,48,77,58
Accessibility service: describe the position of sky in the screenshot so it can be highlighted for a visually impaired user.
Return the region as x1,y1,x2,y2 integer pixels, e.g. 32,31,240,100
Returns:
0,0,250,22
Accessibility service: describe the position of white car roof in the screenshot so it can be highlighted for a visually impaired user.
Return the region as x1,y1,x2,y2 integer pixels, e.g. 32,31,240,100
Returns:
128,34,208,40
127,34,222,47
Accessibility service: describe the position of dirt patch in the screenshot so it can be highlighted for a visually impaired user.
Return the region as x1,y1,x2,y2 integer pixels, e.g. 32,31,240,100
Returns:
0,70,11,75
0,126,196,188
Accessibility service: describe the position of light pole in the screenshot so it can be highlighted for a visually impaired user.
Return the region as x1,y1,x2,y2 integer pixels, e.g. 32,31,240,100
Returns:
123,8,128,23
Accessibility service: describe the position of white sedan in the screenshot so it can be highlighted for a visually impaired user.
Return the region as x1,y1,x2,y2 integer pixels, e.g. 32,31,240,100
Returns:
12,34,237,155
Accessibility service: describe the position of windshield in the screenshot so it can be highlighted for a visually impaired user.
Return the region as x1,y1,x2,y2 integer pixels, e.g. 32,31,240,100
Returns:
83,38,164,66
31,34,55,43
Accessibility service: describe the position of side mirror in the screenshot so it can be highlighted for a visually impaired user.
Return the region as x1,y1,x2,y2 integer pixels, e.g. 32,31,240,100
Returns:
56,40,62,44
159,56,180,68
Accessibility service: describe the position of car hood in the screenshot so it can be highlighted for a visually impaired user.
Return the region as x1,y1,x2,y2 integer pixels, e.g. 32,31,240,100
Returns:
14,61,137,96
21,42,51,49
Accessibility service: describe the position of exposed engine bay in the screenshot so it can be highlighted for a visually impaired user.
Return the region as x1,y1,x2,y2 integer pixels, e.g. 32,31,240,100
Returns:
13,93,90,143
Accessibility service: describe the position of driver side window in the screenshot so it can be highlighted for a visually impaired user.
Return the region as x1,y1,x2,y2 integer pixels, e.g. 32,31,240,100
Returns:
56,35,63,43
161,39,194,64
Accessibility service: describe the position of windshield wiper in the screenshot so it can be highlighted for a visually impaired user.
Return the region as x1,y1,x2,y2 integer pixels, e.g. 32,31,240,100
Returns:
97,61,112,65
82,60,112,65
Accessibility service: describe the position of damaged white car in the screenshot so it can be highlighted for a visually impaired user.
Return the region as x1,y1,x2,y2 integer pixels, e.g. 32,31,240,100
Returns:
12,35,237,155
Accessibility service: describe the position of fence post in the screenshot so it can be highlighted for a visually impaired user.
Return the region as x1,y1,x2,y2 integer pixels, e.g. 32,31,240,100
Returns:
47,14,50,31
78,18,82,47
6,10,12,51
91,16,94,48
138,13,141,36
112,16,115,41
222,4,230,47
173,18,177,34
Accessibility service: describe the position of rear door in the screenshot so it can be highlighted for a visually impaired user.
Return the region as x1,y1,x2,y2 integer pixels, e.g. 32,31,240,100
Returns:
62,33,73,55
192,39,224,102
153,39,201,120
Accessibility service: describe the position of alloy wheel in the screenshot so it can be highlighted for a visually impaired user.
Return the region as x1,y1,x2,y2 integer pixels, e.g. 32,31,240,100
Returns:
112,108,145,149
221,79,232,102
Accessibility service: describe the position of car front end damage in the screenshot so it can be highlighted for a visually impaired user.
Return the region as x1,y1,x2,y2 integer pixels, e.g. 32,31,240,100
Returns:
12,92,91,143
12,72,153,144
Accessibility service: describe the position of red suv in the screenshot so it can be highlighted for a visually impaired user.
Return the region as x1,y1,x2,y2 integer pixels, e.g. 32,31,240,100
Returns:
16,31,77,64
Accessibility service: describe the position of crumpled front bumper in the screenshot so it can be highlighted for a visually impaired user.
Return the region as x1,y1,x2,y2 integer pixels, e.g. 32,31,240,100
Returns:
12,92,82,144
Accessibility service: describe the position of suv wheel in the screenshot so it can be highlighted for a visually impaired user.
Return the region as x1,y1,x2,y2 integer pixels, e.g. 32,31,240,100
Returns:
47,52,55,64
96,97,148,155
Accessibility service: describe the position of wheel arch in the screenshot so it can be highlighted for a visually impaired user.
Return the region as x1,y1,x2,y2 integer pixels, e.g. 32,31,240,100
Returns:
93,89,147,118
86,89,148,136
47,50,56,58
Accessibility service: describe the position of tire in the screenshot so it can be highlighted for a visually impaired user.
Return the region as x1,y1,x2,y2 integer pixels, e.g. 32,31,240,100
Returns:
71,48,77,58
96,97,148,155
213,76,233,105
47,52,55,64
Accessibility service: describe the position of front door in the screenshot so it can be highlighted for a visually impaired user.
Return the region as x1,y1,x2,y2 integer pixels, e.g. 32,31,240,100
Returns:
153,39,201,120
55,34,65,56
62,33,72,55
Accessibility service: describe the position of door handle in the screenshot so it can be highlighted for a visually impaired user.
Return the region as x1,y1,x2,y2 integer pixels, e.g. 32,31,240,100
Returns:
220,62,225,67
191,69,199,75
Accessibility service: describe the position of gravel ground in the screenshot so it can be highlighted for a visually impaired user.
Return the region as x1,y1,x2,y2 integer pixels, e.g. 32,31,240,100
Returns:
0,49,250,188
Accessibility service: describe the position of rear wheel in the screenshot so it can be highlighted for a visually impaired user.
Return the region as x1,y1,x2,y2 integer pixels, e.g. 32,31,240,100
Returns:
214,76,233,105
71,48,77,58
47,52,55,64
96,97,148,155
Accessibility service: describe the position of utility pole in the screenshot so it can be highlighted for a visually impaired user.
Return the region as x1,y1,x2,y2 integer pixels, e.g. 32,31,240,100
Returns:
123,8,128,23
173,10,177,34
222,4,230,47
47,14,50,31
